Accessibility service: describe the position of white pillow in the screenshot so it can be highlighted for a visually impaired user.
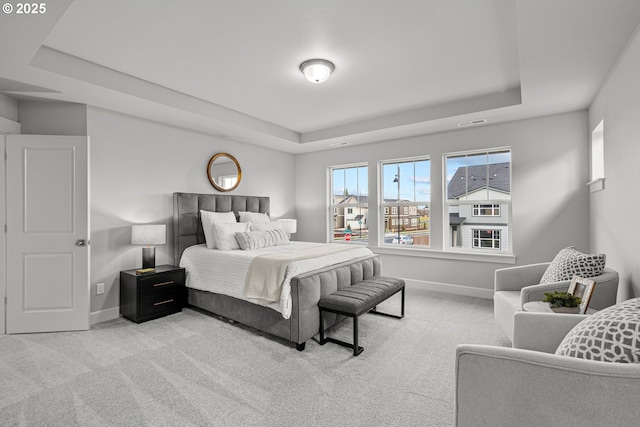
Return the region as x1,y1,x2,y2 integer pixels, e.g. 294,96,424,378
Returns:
235,229,290,250
250,221,284,232
238,211,270,224
200,210,237,249
212,222,250,251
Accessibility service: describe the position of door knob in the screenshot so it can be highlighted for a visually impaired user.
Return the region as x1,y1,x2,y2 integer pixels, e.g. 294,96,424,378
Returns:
75,239,87,246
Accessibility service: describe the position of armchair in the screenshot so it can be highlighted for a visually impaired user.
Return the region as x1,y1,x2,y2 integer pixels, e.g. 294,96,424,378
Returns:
493,262,618,342
455,343,640,427
456,304,640,427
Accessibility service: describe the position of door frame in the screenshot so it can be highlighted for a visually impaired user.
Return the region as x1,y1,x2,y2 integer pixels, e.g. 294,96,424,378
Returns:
0,117,21,335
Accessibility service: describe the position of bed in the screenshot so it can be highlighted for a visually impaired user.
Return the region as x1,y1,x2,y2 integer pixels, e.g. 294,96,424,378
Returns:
173,192,382,350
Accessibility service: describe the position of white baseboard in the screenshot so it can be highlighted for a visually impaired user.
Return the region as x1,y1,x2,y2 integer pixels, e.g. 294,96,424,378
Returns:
404,278,494,299
88,280,492,326
90,307,120,326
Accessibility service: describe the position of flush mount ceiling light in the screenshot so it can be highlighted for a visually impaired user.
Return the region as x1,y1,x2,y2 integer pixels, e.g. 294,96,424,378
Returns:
299,59,335,83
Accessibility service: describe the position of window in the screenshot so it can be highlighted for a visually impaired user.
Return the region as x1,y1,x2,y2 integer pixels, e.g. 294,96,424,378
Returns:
473,229,501,249
445,148,511,252
473,204,500,216
590,120,605,192
591,120,604,180
381,157,430,247
329,164,368,243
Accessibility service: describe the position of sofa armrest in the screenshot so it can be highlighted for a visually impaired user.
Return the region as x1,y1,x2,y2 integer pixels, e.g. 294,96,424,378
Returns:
512,311,587,353
455,344,640,427
519,280,571,305
494,263,550,292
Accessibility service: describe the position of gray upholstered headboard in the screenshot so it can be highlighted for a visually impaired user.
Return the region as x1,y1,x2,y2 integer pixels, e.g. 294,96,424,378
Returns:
173,193,270,265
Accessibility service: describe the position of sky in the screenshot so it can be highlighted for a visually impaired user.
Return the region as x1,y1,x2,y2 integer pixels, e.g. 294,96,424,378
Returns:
332,150,510,203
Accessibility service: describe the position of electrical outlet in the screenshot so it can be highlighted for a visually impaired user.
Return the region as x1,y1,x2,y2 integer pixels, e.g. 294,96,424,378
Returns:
96,283,105,295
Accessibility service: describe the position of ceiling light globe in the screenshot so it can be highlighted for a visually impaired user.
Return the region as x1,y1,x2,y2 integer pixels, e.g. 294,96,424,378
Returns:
300,59,335,83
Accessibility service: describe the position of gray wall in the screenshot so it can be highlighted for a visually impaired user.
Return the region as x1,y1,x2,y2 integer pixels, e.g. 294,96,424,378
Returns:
0,93,18,121
296,111,591,296
86,107,296,319
19,101,87,135
589,25,640,300
13,103,296,322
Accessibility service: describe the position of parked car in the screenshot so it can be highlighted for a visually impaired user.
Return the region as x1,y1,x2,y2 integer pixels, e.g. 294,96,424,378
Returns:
392,235,413,244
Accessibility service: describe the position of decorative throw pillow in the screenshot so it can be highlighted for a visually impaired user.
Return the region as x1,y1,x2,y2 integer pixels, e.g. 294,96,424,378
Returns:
540,246,606,284
555,297,640,363
200,210,237,249
212,222,250,251
250,221,284,232
235,229,290,250
238,211,270,224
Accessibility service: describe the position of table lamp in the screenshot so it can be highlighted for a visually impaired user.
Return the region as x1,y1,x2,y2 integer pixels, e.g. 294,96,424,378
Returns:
279,219,297,238
131,224,166,269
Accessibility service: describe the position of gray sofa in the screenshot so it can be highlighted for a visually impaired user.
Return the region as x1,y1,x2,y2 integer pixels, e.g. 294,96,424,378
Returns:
455,312,640,427
493,262,619,342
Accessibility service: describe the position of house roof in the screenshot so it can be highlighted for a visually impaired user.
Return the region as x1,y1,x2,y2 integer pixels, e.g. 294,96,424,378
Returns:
334,194,369,204
450,213,466,226
447,162,510,199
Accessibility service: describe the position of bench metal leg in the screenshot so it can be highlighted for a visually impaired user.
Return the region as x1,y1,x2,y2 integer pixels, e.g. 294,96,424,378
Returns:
319,309,325,344
318,285,404,357
319,310,364,356
369,287,405,319
353,315,362,356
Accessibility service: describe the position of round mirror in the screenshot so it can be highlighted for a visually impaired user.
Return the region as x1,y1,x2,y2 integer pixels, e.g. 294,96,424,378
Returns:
207,153,242,192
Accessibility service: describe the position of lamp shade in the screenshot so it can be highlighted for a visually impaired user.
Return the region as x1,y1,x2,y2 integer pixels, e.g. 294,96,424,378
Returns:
131,224,166,245
279,219,297,234
300,59,335,83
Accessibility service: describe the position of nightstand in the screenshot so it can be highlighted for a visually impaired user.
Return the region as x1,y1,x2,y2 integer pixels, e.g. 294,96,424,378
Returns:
119,264,186,323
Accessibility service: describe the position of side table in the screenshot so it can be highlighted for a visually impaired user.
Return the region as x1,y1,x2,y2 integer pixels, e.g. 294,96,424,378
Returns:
523,301,597,315
120,264,186,323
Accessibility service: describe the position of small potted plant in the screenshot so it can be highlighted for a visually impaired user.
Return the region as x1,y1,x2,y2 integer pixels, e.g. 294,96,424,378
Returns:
543,290,582,313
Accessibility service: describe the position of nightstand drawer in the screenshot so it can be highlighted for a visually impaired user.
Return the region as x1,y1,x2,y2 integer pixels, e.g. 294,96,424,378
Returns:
137,270,184,294
139,293,183,318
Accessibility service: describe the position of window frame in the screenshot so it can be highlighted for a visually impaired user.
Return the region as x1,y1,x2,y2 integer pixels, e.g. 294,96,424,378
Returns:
473,203,500,217
443,147,512,254
472,229,501,249
328,163,369,244
589,120,605,193
379,155,431,248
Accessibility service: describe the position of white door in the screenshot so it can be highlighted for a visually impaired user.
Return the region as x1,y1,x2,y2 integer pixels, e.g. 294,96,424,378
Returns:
6,135,89,333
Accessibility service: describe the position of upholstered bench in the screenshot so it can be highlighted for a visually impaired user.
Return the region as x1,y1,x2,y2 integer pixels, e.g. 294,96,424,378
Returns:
318,276,405,356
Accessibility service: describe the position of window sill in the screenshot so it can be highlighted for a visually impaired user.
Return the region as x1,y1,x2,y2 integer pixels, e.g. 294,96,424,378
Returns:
587,178,605,193
370,245,516,264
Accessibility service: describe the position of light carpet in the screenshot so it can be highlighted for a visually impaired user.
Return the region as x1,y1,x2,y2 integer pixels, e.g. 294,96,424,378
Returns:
0,287,510,427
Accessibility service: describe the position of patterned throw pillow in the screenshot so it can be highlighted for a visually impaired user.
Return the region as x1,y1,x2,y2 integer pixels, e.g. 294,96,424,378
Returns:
540,246,606,284
555,298,640,363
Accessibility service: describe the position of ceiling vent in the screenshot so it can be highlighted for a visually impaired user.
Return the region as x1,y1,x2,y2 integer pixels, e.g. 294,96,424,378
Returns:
457,119,487,128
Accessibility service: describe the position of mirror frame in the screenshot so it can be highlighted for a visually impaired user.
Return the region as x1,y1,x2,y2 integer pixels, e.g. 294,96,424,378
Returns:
207,152,242,192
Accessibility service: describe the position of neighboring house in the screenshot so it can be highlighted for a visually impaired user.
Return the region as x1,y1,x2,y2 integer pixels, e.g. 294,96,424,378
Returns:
447,162,510,251
383,202,424,232
333,194,368,232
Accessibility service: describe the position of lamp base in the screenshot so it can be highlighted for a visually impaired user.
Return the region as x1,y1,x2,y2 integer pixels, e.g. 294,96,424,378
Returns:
142,246,156,269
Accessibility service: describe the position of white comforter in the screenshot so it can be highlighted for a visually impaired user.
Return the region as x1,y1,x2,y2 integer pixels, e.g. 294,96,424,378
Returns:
179,242,373,319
